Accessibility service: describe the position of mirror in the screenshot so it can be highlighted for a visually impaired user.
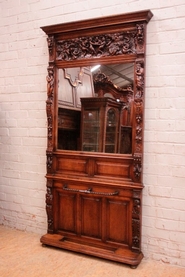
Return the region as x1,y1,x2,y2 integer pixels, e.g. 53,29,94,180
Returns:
57,62,134,154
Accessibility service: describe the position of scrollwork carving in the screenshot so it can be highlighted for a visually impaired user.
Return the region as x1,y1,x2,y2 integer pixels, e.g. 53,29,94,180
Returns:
136,125,142,143
46,185,54,232
132,219,140,249
47,35,54,56
46,66,54,100
134,101,143,153
46,151,53,170
133,154,142,180
56,32,136,61
46,65,54,150
136,24,144,52
135,60,144,100
132,191,141,250
46,101,53,149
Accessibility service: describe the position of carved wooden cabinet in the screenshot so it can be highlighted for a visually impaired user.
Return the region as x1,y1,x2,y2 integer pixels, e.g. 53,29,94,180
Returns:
40,10,153,268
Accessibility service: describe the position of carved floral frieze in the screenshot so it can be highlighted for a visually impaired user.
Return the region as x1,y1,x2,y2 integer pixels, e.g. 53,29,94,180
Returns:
56,31,140,61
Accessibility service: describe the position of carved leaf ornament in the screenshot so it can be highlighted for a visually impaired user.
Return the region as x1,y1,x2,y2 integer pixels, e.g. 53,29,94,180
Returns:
56,32,137,61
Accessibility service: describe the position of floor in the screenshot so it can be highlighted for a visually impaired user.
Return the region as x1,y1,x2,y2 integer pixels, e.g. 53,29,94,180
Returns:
0,225,185,277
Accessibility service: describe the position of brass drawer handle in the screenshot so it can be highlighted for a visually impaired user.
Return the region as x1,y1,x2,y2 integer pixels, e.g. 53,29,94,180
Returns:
63,184,119,196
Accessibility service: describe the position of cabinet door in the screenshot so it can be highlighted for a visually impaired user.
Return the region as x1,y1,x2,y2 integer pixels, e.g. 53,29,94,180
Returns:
80,195,102,239
104,197,131,245
81,109,100,152
79,193,132,247
54,189,77,234
105,108,119,153
54,184,132,248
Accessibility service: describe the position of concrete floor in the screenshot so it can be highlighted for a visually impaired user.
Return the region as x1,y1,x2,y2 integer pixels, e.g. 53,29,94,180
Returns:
0,225,185,277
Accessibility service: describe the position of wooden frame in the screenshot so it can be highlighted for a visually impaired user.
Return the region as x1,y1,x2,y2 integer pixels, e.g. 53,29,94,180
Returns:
40,10,153,268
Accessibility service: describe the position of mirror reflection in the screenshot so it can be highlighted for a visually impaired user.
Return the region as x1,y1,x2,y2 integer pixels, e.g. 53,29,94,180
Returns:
57,63,134,154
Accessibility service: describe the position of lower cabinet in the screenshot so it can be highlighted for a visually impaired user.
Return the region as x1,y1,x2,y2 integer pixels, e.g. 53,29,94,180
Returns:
41,179,143,267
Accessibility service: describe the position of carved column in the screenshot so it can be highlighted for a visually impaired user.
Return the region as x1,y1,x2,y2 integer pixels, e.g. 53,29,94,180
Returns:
46,179,54,233
132,190,142,251
46,35,55,173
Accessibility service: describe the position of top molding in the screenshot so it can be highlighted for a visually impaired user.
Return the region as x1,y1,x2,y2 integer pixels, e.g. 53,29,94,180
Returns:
41,10,153,35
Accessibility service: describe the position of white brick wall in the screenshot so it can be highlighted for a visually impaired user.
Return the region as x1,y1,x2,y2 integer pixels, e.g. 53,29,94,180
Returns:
0,0,185,268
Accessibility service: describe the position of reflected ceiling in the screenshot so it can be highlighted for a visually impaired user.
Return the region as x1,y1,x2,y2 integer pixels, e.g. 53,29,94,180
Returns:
91,63,134,89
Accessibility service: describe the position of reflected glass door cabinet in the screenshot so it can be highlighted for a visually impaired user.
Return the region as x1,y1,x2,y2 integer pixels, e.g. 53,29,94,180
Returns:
81,97,123,153
40,10,153,268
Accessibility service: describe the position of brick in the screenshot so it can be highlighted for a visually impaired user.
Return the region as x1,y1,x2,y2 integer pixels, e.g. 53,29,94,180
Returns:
148,186,172,197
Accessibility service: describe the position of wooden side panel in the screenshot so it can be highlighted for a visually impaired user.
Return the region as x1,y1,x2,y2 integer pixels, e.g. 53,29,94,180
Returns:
81,196,102,239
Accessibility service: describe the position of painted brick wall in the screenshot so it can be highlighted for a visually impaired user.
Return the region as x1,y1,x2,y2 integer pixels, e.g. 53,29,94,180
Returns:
0,0,185,268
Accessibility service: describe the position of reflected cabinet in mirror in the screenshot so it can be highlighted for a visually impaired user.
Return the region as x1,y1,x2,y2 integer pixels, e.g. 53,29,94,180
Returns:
57,63,134,153
41,10,153,268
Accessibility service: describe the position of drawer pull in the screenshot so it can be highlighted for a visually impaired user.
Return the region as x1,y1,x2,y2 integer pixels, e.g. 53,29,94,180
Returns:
63,184,119,196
